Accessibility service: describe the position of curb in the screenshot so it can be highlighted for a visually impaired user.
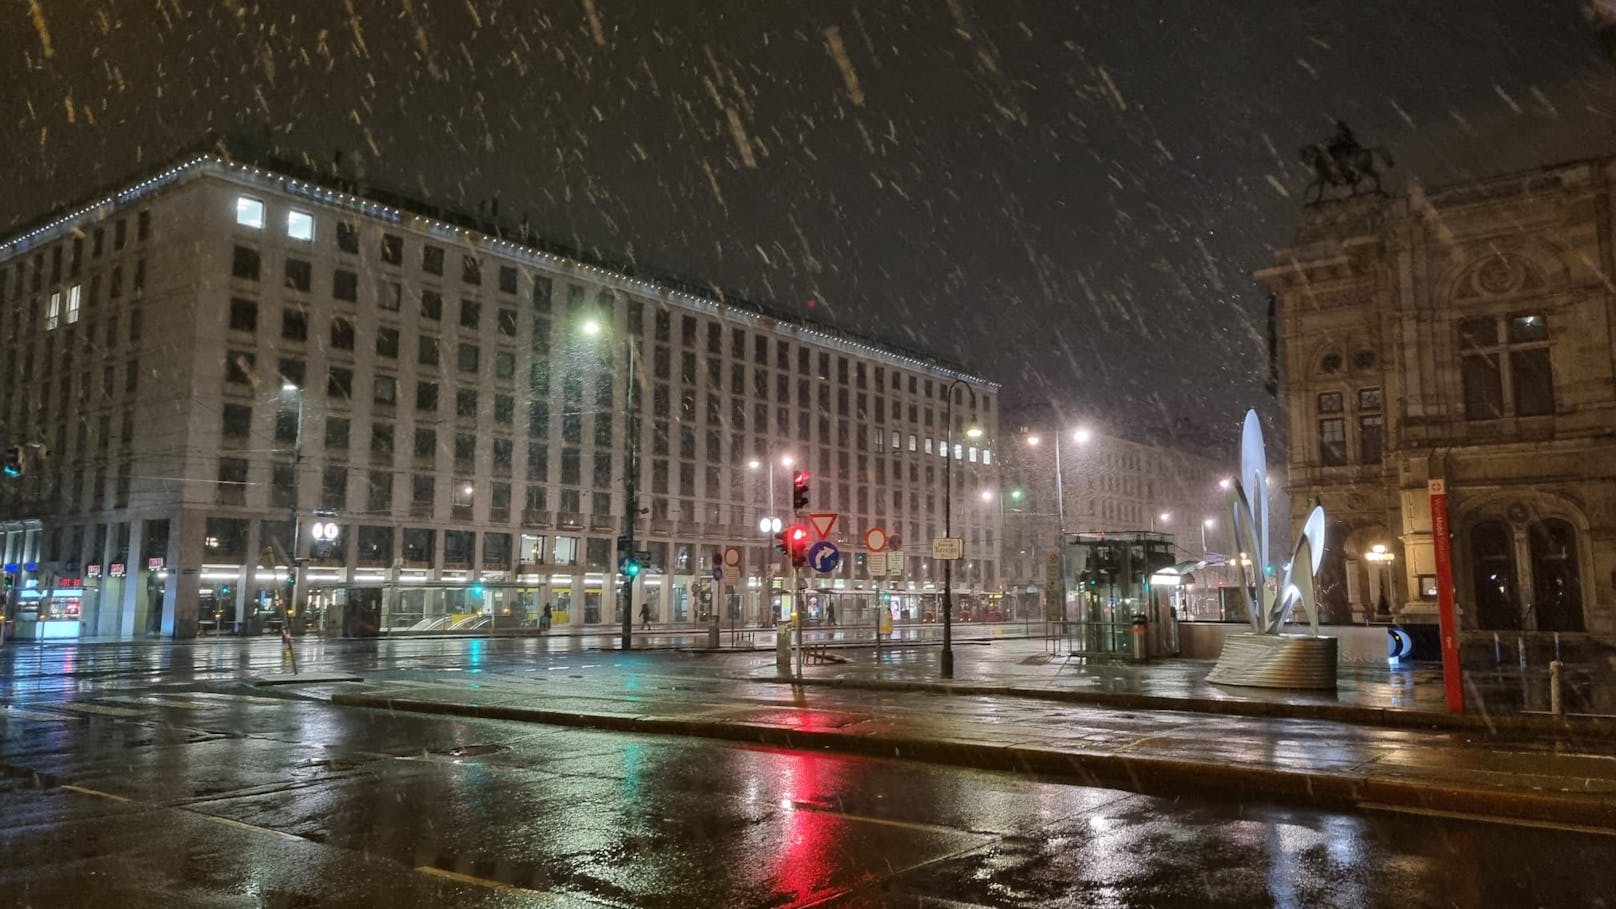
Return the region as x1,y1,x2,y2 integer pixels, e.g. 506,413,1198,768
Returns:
752,676,1616,739
329,692,1616,830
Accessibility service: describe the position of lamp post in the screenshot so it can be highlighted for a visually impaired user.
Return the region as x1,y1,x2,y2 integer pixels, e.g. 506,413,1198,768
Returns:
280,382,305,634
750,453,791,624
941,378,983,678
582,318,638,650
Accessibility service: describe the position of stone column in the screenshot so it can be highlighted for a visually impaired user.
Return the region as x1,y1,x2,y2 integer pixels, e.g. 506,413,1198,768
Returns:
117,520,143,638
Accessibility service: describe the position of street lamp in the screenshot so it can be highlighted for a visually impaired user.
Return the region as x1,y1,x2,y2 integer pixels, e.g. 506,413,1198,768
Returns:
749,452,792,624
580,316,639,650
941,378,983,678
280,382,305,634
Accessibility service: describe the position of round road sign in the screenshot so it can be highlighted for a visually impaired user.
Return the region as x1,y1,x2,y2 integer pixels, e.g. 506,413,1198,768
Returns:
864,527,888,552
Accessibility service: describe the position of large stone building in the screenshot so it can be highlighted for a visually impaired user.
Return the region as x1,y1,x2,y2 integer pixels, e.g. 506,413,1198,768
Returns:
1258,159,1616,643
998,408,1227,619
0,145,1000,639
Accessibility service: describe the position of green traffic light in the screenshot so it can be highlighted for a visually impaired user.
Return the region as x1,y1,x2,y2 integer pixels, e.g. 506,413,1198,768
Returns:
623,560,642,578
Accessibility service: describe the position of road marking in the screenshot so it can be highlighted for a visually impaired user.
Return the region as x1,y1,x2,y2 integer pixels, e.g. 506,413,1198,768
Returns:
199,813,305,842
783,799,988,836
415,865,524,891
52,702,148,718
60,784,130,803
1359,801,1616,836
1,706,77,722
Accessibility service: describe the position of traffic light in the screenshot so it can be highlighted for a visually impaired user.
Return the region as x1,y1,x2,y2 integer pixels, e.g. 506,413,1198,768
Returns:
785,524,810,568
773,529,787,555
791,470,810,511
621,556,642,579
3,574,14,590
2,447,22,478
217,584,232,599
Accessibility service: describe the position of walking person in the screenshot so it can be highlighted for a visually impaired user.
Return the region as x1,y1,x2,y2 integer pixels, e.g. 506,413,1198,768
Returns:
639,600,652,630
541,602,552,632
826,602,837,626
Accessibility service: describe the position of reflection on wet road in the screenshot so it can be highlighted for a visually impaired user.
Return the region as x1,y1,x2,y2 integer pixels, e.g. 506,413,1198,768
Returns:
1,682,1611,904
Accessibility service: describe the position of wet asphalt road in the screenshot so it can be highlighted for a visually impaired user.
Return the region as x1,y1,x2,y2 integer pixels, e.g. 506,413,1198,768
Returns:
2,638,1614,907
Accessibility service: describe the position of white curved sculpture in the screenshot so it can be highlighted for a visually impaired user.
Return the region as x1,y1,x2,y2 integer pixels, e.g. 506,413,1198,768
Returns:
1206,410,1338,689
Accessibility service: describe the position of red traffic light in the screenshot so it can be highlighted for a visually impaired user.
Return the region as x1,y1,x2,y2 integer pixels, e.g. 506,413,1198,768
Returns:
792,470,810,488
786,525,809,545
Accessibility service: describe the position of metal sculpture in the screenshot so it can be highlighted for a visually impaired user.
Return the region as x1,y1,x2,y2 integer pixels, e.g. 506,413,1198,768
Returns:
1206,410,1338,689
1299,121,1394,204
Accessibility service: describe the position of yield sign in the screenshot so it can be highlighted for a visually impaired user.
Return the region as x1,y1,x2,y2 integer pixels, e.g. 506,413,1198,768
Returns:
808,512,839,541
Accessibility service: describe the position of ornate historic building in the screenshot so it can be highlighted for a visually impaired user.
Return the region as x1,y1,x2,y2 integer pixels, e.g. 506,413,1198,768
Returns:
1258,159,1616,644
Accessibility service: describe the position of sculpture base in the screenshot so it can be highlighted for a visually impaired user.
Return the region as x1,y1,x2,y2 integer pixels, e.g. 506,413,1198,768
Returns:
1206,633,1338,690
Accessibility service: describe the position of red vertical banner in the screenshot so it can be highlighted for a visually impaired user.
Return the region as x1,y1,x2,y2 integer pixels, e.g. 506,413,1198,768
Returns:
1428,479,1464,712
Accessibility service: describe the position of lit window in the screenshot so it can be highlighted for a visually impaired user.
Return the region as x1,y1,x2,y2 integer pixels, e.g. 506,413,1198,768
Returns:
66,284,81,323
982,449,992,465
45,291,60,330
287,210,314,241
235,196,264,229
968,446,978,463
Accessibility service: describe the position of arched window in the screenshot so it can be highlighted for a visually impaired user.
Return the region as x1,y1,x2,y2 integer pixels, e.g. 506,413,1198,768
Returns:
1530,519,1584,632
1470,521,1518,630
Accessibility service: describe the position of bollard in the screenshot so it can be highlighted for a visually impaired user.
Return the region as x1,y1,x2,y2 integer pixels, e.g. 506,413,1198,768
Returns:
775,622,792,674
1550,659,1564,717
1129,614,1149,663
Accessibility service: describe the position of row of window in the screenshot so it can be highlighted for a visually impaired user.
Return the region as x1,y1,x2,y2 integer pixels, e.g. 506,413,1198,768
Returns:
0,210,149,304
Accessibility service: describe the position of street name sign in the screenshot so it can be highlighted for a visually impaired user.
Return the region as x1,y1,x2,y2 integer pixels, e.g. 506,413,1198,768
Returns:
867,551,889,575
931,537,964,560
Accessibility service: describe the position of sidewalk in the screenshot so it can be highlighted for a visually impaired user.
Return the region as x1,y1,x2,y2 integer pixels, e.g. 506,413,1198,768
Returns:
734,637,1616,737
321,645,1616,830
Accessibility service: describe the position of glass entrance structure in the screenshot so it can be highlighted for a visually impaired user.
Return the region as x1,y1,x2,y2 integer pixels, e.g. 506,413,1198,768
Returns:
1062,532,1178,657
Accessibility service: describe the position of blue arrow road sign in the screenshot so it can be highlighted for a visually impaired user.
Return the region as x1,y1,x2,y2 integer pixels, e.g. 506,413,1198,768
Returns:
807,540,841,574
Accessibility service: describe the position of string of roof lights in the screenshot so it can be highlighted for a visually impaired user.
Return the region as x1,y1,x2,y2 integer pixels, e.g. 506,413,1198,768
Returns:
1,154,999,390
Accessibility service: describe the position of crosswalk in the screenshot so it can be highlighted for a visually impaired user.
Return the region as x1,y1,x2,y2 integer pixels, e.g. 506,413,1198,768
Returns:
3,690,261,723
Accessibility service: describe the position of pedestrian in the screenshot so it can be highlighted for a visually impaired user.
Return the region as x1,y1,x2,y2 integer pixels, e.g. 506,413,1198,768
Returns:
639,601,652,630
826,603,837,626
541,602,552,632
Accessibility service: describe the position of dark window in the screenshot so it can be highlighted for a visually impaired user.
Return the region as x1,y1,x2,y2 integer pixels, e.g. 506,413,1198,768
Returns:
274,406,298,443
403,527,434,562
494,394,514,423
231,245,260,280
460,299,481,330
1530,519,1584,632
376,327,400,358
1316,392,1342,414
497,308,518,336
217,457,248,504
498,265,518,294
421,290,443,320
371,422,395,456
1359,415,1383,464
422,245,444,275
229,298,257,332
444,530,474,565
414,428,436,457
332,269,358,302
1358,387,1382,411
532,275,552,311
225,350,255,384
1318,418,1347,467
373,375,397,405
365,472,393,513
328,367,353,400
270,462,295,508
456,388,478,418
321,466,348,510
282,308,308,341
1512,348,1554,417
412,475,435,506
137,210,151,241
326,417,350,449
1470,521,1518,631
330,317,355,350
461,255,481,285
381,234,403,265
221,403,252,437
277,358,304,387
494,350,515,379
284,258,312,292
416,381,439,412
458,343,479,373
454,433,476,463
380,281,402,311
336,221,360,253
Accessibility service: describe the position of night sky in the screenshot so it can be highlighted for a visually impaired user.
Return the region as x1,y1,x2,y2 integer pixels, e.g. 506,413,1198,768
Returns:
4,1,1614,448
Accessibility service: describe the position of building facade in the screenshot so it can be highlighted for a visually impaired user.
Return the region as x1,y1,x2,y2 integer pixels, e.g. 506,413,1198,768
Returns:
1258,160,1616,643
0,150,1000,639
998,412,1226,620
